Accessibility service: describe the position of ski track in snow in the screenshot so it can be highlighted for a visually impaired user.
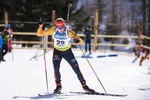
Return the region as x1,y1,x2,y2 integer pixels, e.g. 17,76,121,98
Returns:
0,49,150,100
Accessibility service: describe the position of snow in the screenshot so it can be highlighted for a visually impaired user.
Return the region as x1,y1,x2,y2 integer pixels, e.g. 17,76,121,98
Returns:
0,49,150,100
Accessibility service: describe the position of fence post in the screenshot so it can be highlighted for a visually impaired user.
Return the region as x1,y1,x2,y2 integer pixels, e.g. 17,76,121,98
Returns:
93,9,99,52
50,10,55,48
137,22,143,58
4,11,8,29
52,10,55,27
44,10,55,51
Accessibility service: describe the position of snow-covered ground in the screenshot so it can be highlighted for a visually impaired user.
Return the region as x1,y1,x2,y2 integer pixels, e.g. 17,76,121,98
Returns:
0,49,150,100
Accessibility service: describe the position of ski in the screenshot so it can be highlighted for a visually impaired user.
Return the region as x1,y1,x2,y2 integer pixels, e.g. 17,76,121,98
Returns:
69,92,128,97
38,93,64,96
38,92,127,97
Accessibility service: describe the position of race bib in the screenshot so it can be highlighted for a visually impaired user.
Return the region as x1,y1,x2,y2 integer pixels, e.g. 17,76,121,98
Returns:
53,26,71,51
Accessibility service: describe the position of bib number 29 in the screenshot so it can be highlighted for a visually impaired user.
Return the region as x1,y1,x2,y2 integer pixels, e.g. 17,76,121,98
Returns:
57,40,65,44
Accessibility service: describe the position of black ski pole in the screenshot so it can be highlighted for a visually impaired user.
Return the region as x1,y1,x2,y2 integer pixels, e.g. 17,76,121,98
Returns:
78,44,107,94
39,17,49,93
67,3,72,23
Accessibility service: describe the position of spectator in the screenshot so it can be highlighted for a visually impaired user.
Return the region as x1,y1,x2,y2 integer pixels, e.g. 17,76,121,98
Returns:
83,26,92,54
1,28,10,61
7,24,13,52
139,46,149,66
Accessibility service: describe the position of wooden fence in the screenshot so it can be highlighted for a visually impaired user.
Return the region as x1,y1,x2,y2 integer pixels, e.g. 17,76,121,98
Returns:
4,31,148,57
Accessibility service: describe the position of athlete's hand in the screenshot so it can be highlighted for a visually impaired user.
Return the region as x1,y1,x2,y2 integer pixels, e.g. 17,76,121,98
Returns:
74,39,80,43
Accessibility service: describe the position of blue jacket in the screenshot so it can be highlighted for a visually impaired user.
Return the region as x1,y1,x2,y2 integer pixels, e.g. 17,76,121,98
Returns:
84,29,92,41
0,35,3,48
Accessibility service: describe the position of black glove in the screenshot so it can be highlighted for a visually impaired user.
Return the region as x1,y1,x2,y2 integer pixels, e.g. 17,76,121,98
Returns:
39,18,43,25
74,39,80,43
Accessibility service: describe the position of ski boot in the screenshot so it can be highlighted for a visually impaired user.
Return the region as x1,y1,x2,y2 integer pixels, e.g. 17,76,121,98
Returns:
81,81,97,94
54,80,62,93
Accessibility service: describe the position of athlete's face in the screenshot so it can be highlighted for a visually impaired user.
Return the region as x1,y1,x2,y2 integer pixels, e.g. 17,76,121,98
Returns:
57,27,65,33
